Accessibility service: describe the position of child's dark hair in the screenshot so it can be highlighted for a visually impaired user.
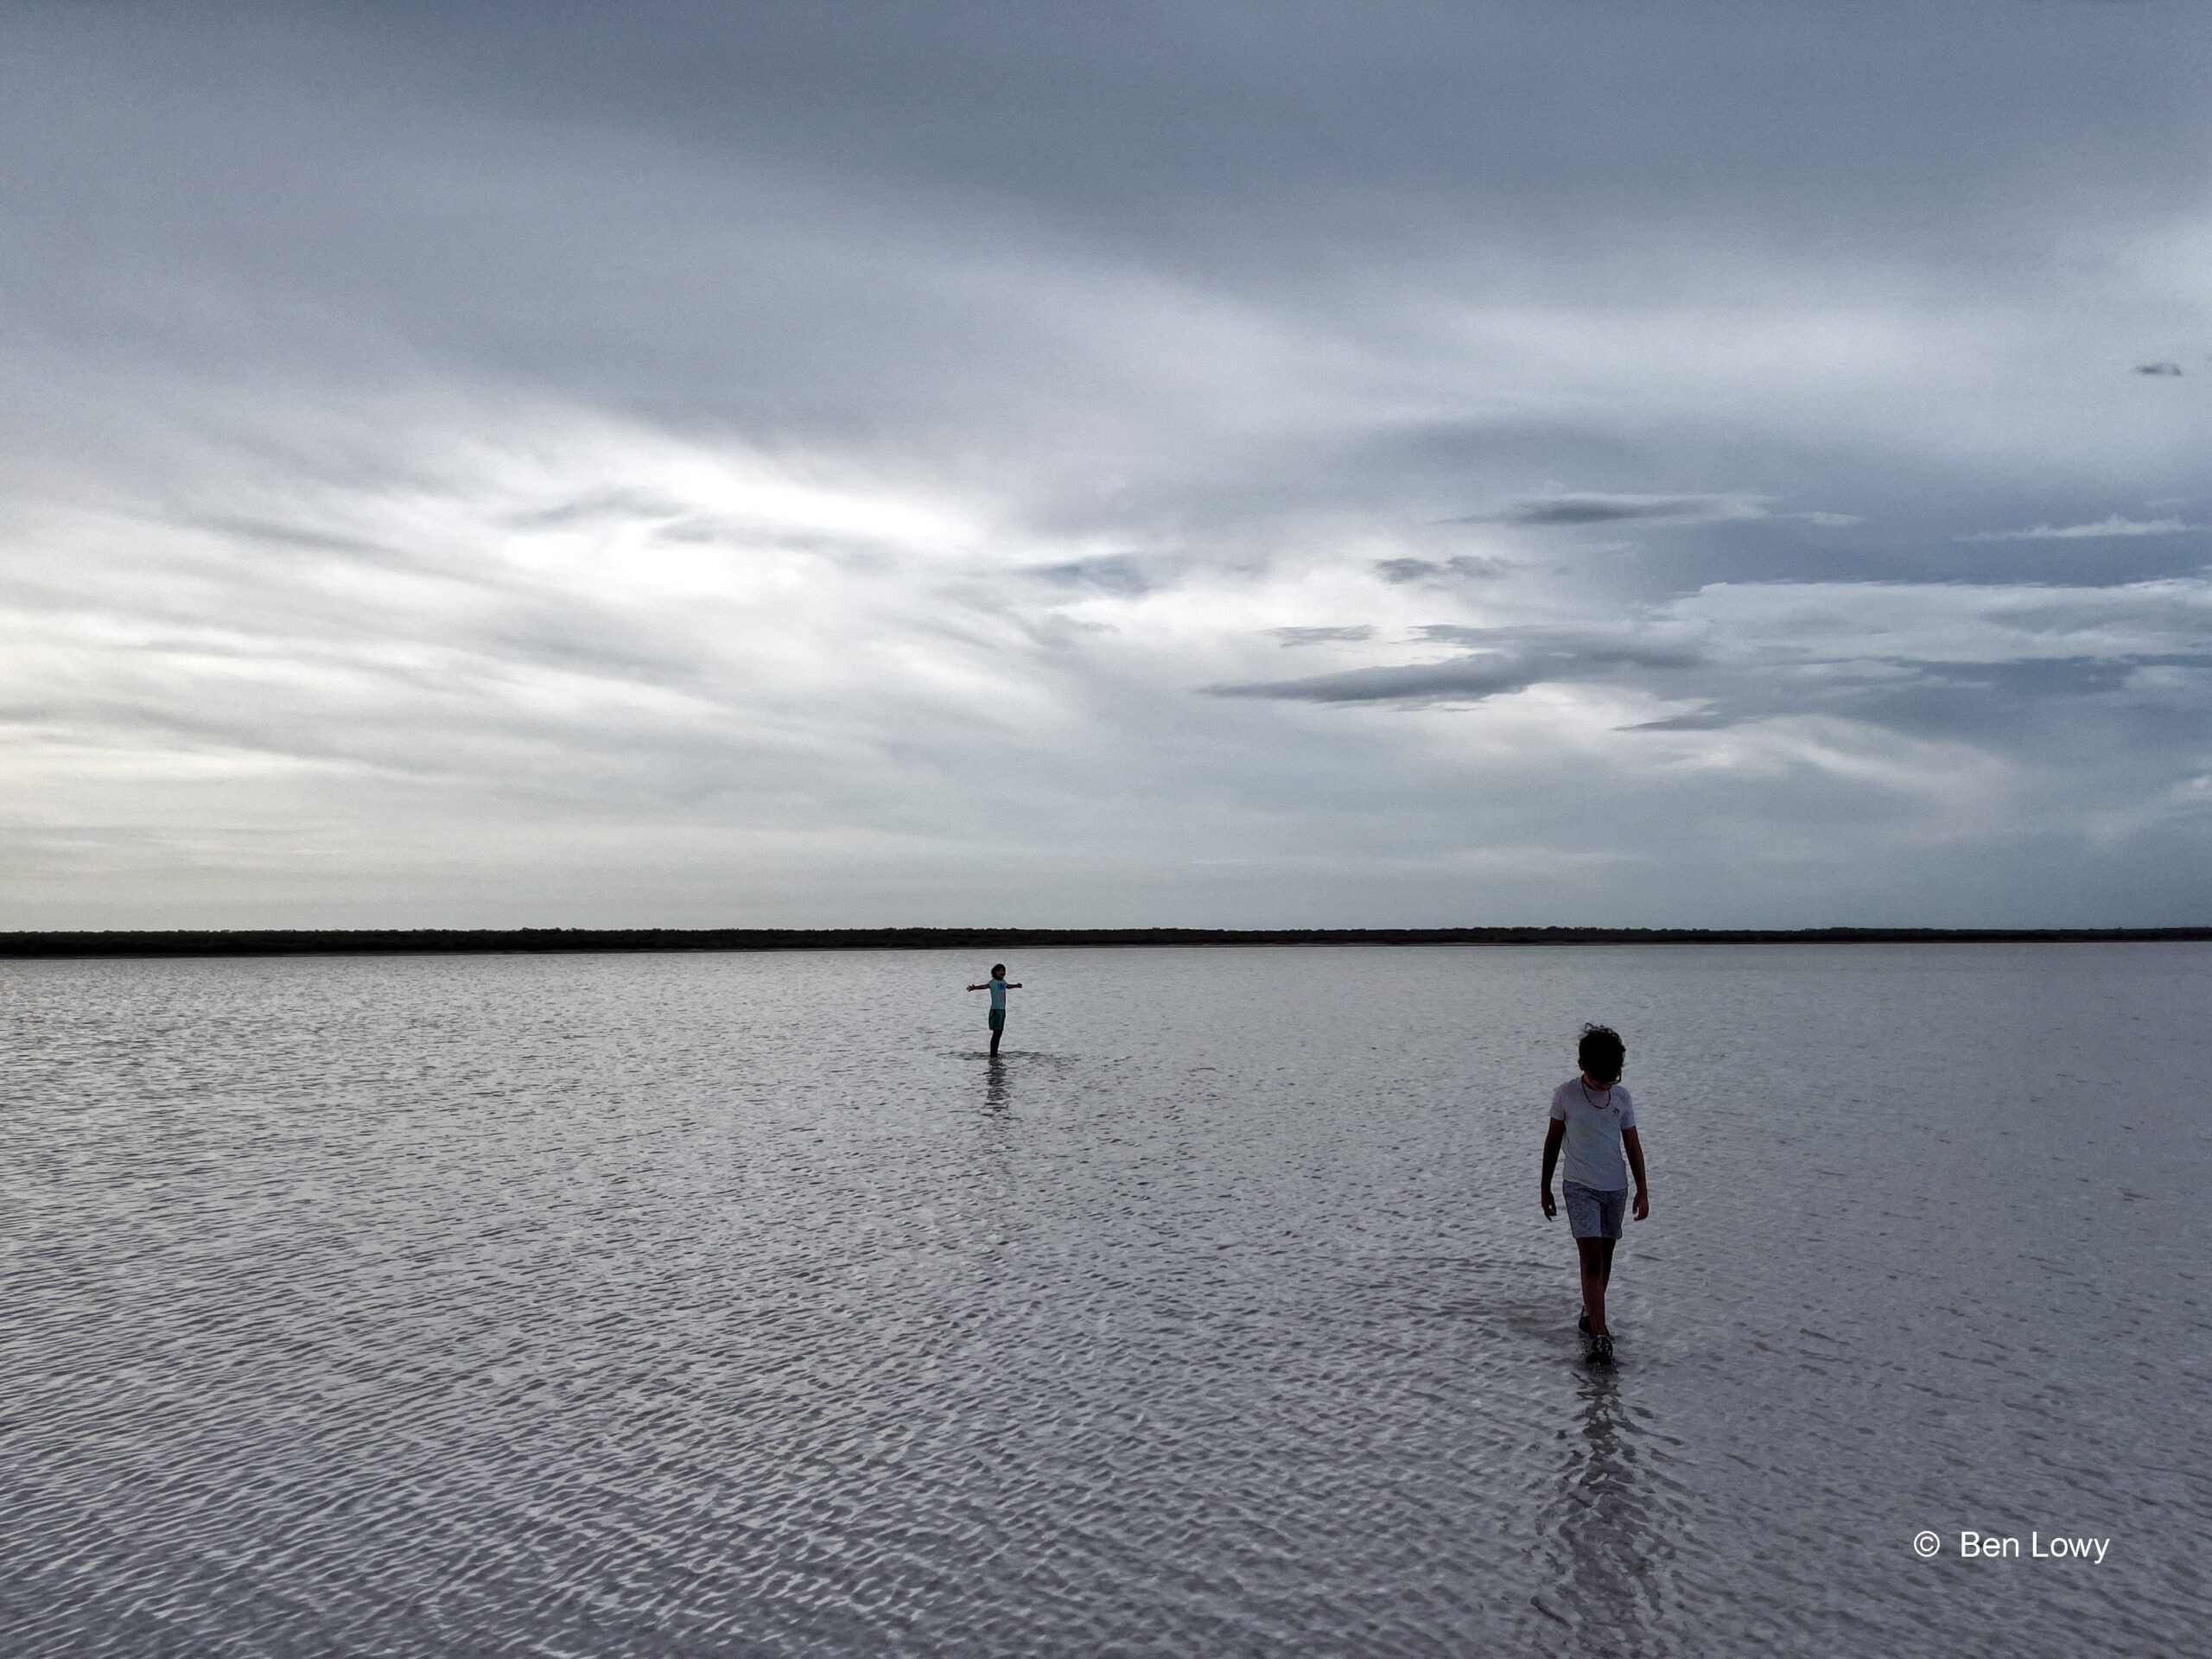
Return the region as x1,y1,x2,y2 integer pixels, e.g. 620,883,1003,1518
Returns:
1577,1024,1625,1084
990,963,1006,976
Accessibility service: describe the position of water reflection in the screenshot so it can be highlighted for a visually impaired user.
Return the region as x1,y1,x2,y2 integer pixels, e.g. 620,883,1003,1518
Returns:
983,1053,1011,1115
1530,1369,1677,1655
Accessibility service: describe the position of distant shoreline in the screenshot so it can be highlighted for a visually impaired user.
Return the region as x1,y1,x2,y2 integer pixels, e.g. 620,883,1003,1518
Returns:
4,925,2210,959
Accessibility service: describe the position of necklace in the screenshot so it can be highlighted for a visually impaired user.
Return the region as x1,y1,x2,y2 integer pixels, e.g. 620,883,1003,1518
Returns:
1580,1078,1613,1108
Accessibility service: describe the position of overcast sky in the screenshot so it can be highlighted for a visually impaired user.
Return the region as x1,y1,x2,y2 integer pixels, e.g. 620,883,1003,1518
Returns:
5,2,2210,928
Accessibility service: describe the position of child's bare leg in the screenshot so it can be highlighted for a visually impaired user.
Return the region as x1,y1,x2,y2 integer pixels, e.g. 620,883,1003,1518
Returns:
1598,1237,1617,1288
1576,1237,1609,1337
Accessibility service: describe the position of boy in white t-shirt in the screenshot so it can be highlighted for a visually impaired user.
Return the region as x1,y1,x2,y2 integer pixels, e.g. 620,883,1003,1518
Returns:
1539,1024,1649,1364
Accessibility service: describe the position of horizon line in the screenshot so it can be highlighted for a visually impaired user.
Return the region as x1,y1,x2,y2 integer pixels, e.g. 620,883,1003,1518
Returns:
5,925,2212,959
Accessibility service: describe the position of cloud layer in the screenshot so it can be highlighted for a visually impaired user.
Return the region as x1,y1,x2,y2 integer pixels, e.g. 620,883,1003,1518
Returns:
3,2,2210,926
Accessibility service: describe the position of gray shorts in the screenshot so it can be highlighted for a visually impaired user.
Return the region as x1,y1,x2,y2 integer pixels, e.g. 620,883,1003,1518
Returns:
1563,1181,1626,1240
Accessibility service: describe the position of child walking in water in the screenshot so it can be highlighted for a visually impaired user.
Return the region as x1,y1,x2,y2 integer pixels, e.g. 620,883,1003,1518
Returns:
1540,1024,1649,1364
966,963,1021,1056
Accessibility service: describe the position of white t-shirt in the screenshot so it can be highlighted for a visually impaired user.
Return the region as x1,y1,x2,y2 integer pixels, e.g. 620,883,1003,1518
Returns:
1549,1077,1637,1192
988,977,1007,1011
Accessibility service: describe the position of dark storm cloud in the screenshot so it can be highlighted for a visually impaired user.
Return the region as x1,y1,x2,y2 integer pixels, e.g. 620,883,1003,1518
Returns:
1215,582,2212,744
1459,493,1769,527
249,0,2209,291
1408,625,1694,661
1022,556,1159,596
1211,653,1546,707
1373,556,1512,584
1212,629,1706,706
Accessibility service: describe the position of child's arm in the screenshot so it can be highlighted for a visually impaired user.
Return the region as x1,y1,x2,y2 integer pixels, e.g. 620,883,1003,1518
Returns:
966,983,984,991
1624,1126,1649,1220
1539,1120,1565,1217
1007,982,1022,989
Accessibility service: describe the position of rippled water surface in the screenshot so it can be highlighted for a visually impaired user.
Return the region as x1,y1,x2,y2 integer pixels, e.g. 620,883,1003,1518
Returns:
4,945,2208,1656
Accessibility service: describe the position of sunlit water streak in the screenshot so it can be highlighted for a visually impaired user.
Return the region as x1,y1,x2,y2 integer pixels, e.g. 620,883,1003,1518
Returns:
3,945,2206,1656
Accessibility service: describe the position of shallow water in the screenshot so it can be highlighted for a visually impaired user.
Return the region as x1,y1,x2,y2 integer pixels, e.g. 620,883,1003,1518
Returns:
3,944,2206,1656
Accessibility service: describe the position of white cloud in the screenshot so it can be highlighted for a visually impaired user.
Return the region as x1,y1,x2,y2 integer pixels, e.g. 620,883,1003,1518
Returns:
1957,515,2202,542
